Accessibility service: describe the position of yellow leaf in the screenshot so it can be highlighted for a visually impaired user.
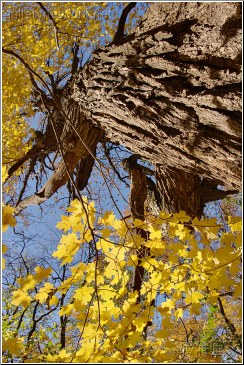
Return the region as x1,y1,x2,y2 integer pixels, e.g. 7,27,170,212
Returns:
99,286,116,301
156,329,170,338
2,337,24,355
2,243,7,254
2,243,7,270
2,165,8,182
175,307,183,319
190,302,201,315
12,289,31,308
34,282,55,303
185,291,204,305
233,282,242,298
34,266,52,282
48,295,59,307
161,299,175,313
2,204,16,232
52,232,81,264
228,216,242,232
73,286,94,305
59,303,75,317
17,274,36,291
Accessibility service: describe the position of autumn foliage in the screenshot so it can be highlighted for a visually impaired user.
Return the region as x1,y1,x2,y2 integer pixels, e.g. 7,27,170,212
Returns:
1,2,242,363
2,198,242,362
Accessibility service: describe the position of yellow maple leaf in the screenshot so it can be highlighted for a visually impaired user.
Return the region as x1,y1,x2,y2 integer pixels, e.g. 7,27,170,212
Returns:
2,204,16,232
2,165,8,182
99,286,116,301
12,289,32,308
34,266,52,282
34,282,54,303
48,294,59,307
185,291,204,305
52,232,81,264
228,216,242,232
2,243,7,270
2,337,24,355
59,303,75,317
174,307,183,319
156,329,170,338
160,299,175,313
17,274,36,291
73,286,94,305
190,302,202,315
233,282,242,298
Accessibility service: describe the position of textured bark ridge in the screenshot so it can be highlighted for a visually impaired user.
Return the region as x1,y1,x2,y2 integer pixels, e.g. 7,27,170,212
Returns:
15,98,103,213
70,1,241,211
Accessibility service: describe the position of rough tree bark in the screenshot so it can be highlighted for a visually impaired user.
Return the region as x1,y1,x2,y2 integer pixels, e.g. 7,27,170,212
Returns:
69,1,241,216
11,2,241,217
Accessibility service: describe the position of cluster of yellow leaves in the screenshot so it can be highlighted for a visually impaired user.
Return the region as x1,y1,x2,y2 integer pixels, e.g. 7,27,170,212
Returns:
2,55,33,188
2,2,112,187
11,266,53,309
4,198,241,363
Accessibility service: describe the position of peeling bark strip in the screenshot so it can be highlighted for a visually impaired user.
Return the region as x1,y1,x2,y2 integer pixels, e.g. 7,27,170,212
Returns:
15,99,103,214
72,2,241,192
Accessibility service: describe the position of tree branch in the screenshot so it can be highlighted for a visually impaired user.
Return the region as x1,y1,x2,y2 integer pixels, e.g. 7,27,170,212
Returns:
113,2,137,45
71,43,80,75
2,48,50,91
16,155,38,206
201,179,238,204
103,144,130,188
218,297,242,348
36,2,60,50
123,155,149,303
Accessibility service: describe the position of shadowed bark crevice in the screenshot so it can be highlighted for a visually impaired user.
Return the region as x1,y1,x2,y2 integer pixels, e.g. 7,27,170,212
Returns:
155,166,238,218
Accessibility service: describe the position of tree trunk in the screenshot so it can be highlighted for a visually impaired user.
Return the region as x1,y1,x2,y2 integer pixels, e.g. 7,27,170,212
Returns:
13,2,241,217
69,2,241,215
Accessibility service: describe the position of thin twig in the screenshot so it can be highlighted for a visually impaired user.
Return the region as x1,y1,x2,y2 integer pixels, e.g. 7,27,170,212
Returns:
36,2,60,50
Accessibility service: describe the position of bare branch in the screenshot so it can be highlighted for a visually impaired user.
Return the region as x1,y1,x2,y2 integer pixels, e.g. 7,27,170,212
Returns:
6,144,48,181
2,48,50,92
103,143,130,188
36,2,60,50
16,156,38,206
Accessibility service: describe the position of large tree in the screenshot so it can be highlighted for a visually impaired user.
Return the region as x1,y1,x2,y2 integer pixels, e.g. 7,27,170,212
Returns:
2,2,242,362
3,1,242,217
